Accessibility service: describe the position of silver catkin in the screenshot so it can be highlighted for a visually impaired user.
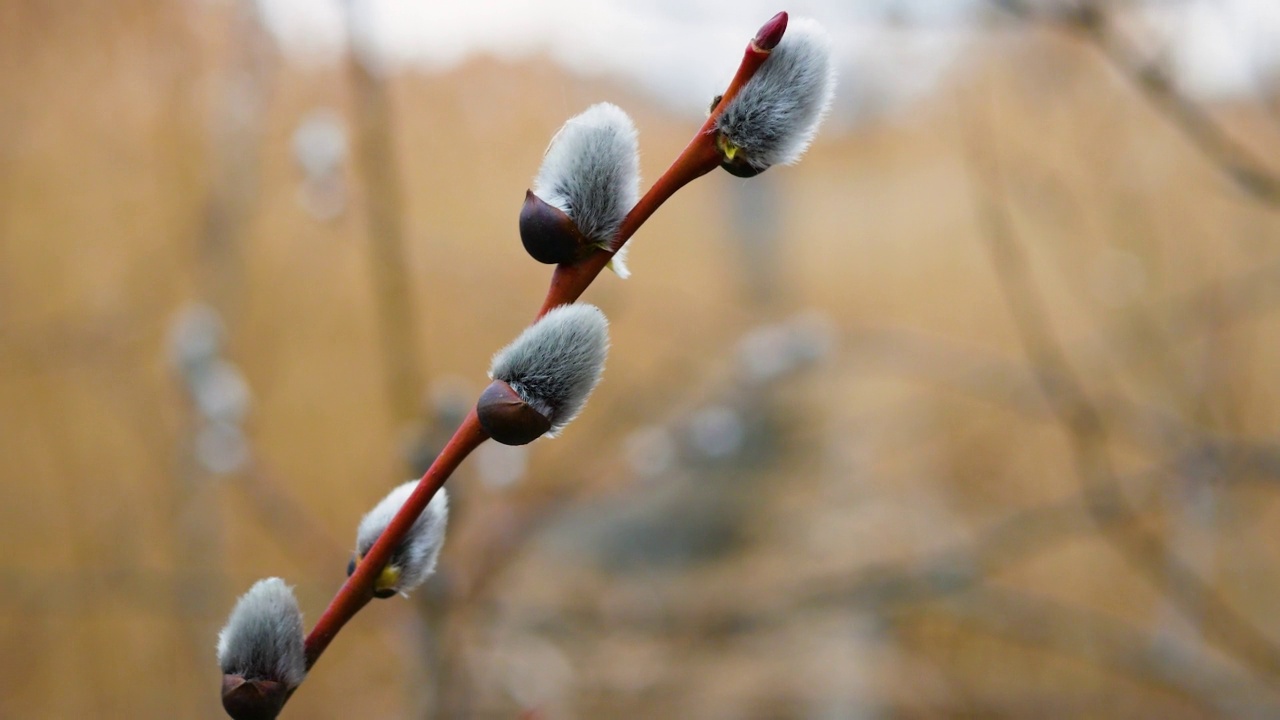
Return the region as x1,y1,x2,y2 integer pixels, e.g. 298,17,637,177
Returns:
488,303,610,437
533,103,640,270
216,577,307,688
715,18,836,172
355,482,449,595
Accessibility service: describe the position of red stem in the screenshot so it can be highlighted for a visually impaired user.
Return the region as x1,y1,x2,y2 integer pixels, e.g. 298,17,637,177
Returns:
301,409,489,670
279,11,789,712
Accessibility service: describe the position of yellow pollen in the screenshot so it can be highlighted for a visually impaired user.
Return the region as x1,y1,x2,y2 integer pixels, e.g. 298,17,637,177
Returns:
375,565,401,592
717,134,740,161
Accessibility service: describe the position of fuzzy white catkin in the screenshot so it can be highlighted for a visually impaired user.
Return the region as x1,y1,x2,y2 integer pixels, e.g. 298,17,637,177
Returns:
488,303,610,437
355,483,449,595
715,18,836,172
533,103,640,276
217,578,307,688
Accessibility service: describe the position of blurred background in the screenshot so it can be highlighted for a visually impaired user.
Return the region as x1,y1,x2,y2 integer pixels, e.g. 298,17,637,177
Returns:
4,0,1280,717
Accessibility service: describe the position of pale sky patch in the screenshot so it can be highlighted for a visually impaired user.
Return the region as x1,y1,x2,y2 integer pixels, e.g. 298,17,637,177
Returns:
253,0,1280,117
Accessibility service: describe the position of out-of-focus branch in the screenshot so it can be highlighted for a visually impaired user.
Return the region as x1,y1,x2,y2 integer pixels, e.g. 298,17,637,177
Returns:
961,91,1280,681
343,0,425,426
199,0,279,314
797,467,1171,619
330,9,468,715
236,464,348,573
925,586,1277,716
581,463,1160,637
531,461,1278,711
838,325,1280,486
181,1,279,713
989,0,1280,206
339,3,444,714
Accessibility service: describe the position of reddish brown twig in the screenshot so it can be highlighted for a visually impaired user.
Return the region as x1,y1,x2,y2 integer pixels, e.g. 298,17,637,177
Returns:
302,409,488,669
286,11,791,704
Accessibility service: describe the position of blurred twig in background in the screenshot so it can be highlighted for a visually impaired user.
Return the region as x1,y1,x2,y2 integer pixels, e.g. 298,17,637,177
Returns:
961,80,1280,681
343,0,426,428
927,585,1272,716
340,2,448,714
198,0,279,316
172,1,280,714
990,0,1280,206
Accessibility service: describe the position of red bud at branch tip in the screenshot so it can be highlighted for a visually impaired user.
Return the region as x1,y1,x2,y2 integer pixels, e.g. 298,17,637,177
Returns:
753,11,788,51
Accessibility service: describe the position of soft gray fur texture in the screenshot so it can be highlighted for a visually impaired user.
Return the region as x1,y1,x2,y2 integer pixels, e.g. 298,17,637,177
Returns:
715,18,836,172
355,482,449,595
216,577,307,687
533,103,640,269
488,303,610,437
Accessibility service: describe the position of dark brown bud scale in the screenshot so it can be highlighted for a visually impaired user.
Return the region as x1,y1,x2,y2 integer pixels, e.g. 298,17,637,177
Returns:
519,190,594,265
720,156,767,178
716,134,767,178
476,379,552,445
222,675,288,720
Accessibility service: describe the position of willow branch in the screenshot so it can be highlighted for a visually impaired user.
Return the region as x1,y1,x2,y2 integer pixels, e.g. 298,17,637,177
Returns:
285,13,793,702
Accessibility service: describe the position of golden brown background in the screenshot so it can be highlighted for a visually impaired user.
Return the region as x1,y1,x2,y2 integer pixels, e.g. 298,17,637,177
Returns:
4,1,1280,717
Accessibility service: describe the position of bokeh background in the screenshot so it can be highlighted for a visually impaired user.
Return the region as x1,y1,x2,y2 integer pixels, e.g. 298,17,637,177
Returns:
5,0,1280,717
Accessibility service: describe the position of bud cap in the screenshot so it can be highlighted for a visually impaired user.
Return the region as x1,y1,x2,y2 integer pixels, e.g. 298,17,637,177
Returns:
519,190,595,265
477,379,554,445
